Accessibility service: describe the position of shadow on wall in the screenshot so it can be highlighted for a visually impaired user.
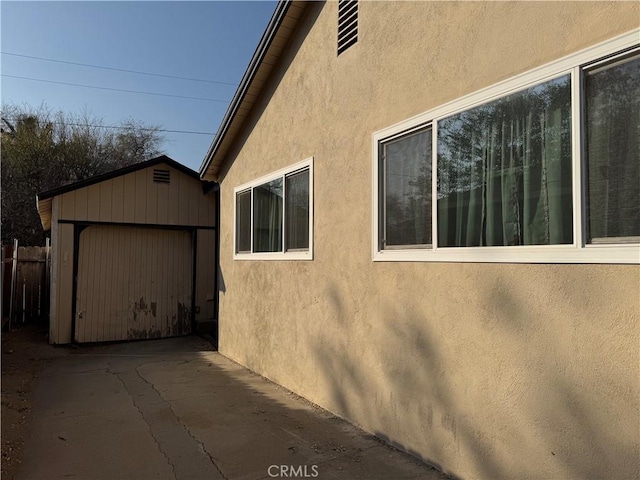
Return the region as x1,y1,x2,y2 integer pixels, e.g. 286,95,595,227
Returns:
310,268,639,479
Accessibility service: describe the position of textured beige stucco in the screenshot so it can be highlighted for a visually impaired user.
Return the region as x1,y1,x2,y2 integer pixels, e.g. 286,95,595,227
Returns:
216,2,640,479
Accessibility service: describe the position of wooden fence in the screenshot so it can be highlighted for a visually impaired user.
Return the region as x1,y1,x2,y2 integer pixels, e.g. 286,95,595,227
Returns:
1,240,51,329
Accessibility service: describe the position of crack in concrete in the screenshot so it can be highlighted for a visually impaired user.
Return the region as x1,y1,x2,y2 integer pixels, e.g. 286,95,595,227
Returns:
72,368,111,374
192,433,230,480
108,367,178,480
134,363,229,480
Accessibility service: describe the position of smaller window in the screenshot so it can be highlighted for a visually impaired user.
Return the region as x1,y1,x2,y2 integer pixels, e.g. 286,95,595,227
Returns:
234,158,313,260
338,0,358,55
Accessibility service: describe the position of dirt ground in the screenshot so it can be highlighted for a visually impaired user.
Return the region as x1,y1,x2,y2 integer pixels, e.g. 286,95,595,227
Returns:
1,324,66,480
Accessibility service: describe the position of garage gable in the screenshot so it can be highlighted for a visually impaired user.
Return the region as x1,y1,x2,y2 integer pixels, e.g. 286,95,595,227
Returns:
37,155,216,230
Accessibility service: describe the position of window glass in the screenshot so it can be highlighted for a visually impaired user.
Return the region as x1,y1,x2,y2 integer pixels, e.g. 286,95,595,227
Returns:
585,54,640,243
437,75,573,247
235,163,311,257
253,178,283,252
285,170,310,250
236,190,251,253
381,128,432,247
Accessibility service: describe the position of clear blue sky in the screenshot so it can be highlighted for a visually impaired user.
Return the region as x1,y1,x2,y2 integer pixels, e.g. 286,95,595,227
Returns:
0,1,277,172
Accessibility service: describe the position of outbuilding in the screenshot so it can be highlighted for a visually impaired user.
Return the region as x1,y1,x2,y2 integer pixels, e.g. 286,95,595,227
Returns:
37,155,217,344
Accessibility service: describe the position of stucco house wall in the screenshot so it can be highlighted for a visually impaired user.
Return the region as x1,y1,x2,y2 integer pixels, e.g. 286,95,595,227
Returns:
214,3,639,479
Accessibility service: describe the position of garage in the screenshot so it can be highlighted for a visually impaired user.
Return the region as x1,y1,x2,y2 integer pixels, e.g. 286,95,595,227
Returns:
36,155,218,344
76,225,193,342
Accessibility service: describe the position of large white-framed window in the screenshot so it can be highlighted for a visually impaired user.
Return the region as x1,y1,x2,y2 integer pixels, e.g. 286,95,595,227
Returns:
373,30,639,264
234,157,313,260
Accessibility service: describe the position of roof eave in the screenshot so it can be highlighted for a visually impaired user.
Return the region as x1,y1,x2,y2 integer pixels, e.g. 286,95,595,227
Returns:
199,0,304,181
37,196,52,231
37,155,196,201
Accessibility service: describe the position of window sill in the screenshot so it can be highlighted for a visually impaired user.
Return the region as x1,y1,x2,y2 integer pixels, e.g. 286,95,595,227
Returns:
234,251,313,261
373,244,640,264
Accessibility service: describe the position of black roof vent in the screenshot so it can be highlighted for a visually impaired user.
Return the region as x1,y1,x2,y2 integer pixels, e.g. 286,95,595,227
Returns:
153,169,170,184
338,0,358,55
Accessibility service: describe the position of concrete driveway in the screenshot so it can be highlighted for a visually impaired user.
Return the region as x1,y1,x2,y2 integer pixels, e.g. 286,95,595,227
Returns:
17,335,447,480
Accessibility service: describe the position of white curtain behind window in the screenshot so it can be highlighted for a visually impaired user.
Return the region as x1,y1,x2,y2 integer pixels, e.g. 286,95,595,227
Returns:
253,179,283,252
437,75,573,247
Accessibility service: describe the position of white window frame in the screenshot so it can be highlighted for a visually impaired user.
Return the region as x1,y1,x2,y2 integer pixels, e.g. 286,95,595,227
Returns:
234,157,313,261
372,29,640,264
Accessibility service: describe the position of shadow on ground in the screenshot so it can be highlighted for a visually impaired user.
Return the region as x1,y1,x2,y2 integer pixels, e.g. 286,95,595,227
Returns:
14,334,448,480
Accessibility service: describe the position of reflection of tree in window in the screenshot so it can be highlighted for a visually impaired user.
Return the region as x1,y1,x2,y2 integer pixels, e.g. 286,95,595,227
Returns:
437,75,573,247
382,128,432,247
237,167,311,255
253,178,283,252
236,190,252,252
285,170,310,250
585,54,639,242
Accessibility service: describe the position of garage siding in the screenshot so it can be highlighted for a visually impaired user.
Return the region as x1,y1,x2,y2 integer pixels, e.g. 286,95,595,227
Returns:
75,226,193,343
53,222,75,344
43,158,217,345
196,229,216,322
57,165,214,227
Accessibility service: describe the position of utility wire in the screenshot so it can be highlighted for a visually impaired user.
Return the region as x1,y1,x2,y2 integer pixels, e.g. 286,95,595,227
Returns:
63,122,214,135
1,74,230,103
1,118,215,135
1,51,238,86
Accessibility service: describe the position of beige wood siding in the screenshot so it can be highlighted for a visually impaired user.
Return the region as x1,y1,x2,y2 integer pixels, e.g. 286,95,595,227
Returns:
195,229,216,322
57,163,215,227
75,225,193,343
53,222,74,344
47,162,217,345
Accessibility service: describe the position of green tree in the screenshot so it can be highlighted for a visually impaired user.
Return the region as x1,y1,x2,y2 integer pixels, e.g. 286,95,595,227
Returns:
1,104,164,245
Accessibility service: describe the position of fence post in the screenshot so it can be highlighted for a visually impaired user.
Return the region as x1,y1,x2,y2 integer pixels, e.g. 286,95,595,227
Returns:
22,280,26,324
8,239,18,330
45,237,51,320
0,245,4,327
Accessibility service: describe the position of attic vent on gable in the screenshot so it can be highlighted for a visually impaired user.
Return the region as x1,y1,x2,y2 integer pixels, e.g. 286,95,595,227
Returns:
153,169,170,184
338,0,358,55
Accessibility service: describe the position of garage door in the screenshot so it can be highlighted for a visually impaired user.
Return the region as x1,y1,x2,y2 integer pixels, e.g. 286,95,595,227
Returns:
75,225,193,343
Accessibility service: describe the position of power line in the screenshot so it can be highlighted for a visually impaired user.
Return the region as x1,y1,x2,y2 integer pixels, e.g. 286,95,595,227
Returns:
66,122,215,135
1,74,230,103
1,51,238,87
2,118,215,136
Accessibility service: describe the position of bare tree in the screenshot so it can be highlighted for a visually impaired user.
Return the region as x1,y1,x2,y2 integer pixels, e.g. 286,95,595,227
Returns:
1,104,165,245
